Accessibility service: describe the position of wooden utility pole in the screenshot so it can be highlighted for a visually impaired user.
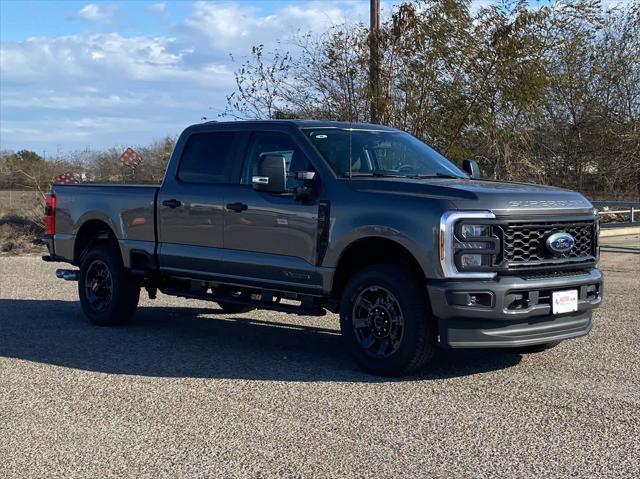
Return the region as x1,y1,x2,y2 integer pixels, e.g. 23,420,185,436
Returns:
369,0,380,124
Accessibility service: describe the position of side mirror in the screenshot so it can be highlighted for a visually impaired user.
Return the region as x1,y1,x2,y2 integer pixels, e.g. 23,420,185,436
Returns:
462,159,480,179
253,155,287,193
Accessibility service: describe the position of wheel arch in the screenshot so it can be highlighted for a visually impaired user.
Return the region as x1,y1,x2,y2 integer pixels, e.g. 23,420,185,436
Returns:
330,236,426,301
73,219,119,265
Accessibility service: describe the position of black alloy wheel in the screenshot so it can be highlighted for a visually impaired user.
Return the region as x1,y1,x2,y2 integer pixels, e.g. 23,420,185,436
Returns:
340,263,436,376
351,286,405,358
84,259,113,314
78,244,140,326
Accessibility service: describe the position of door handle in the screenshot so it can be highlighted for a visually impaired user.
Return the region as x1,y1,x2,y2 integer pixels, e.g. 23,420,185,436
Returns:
226,202,248,212
162,199,182,208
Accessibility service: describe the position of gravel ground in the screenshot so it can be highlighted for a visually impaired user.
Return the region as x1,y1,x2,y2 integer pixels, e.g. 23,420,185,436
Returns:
1,236,639,478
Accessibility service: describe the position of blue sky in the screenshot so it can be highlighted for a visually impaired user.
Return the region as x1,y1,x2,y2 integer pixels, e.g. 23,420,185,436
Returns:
0,0,613,155
2,0,380,154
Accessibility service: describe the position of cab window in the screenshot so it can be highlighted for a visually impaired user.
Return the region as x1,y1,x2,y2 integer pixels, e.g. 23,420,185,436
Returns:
241,131,314,188
178,131,242,184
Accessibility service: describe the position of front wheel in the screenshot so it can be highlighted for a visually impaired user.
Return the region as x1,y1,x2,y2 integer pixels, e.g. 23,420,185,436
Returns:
78,244,140,326
340,264,436,376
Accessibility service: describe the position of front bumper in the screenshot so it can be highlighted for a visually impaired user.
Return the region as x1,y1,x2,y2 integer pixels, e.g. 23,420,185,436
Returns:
428,268,603,348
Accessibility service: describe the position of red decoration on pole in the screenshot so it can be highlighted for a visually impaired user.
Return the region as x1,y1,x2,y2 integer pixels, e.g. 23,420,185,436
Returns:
118,147,143,170
54,172,80,184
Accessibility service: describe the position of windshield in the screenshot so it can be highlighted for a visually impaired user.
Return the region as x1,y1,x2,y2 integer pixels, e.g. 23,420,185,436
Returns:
304,128,467,178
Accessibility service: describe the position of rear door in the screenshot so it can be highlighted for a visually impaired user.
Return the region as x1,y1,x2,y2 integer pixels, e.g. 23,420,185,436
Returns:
157,128,249,278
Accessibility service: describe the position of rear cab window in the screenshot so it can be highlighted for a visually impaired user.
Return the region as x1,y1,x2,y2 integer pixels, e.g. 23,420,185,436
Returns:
178,131,245,184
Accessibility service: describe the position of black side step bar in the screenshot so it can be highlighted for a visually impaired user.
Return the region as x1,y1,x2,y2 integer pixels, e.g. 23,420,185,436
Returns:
161,288,326,316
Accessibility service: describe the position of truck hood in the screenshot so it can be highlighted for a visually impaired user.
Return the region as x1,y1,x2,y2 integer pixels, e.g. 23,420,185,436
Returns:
350,177,594,216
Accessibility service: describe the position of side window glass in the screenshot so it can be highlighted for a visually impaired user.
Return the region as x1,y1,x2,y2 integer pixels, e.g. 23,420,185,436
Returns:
178,131,239,184
242,132,313,188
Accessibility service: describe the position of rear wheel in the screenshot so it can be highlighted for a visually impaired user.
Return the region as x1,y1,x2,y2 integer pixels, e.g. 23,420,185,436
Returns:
78,244,140,326
339,264,436,376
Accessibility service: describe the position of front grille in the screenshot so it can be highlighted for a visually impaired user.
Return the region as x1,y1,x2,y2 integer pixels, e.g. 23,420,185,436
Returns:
496,221,596,269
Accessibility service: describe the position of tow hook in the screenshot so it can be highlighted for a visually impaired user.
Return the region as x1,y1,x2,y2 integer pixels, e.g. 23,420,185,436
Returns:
56,269,79,281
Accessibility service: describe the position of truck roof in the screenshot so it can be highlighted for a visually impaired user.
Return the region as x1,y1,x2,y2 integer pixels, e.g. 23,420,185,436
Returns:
200,119,397,131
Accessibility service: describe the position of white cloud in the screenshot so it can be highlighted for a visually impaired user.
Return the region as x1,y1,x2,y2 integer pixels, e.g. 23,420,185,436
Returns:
0,33,233,85
1,90,134,110
149,2,167,14
71,3,118,22
181,1,371,58
0,31,234,151
0,1,375,152
1,116,167,143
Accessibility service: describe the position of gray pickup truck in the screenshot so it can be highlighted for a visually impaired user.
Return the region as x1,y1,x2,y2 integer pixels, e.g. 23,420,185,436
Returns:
43,120,603,375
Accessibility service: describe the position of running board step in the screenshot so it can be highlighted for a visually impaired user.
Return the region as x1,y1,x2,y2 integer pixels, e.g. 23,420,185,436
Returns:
161,288,326,316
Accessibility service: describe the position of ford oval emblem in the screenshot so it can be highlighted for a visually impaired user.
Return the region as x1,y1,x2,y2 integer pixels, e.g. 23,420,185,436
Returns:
546,232,575,254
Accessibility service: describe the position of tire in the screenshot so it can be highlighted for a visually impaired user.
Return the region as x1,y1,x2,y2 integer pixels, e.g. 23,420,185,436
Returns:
217,302,255,314
339,264,436,376
78,244,140,326
516,341,561,354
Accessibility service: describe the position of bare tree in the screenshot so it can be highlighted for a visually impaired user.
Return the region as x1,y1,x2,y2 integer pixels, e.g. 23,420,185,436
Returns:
224,0,639,198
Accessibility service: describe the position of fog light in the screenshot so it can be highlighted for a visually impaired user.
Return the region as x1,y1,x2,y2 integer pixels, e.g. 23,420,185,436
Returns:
447,291,494,308
460,254,490,268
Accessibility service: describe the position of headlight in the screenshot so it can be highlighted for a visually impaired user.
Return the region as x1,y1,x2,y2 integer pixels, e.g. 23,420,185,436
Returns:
460,224,491,238
439,211,498,279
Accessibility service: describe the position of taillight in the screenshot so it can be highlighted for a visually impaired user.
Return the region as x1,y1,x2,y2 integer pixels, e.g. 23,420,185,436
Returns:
44,193,56,235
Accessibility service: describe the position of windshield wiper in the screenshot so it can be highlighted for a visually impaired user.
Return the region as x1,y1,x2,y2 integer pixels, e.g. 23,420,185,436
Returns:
408,173,463,179
342,172,405,178
343,172,464,179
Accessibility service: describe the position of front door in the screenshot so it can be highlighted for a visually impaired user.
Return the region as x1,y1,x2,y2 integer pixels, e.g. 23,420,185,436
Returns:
222,130,323,292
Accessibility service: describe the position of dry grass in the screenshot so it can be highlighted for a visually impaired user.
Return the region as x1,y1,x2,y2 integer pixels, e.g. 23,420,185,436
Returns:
0,190,46,254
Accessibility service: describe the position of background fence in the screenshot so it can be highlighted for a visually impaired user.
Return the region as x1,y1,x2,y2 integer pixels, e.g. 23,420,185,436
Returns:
592,201,640,229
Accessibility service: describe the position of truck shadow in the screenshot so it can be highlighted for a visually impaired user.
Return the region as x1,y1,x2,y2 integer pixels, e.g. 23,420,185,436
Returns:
0,299,521,382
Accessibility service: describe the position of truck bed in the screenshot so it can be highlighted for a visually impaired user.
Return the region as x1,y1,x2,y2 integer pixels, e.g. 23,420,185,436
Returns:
51,183,160,266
